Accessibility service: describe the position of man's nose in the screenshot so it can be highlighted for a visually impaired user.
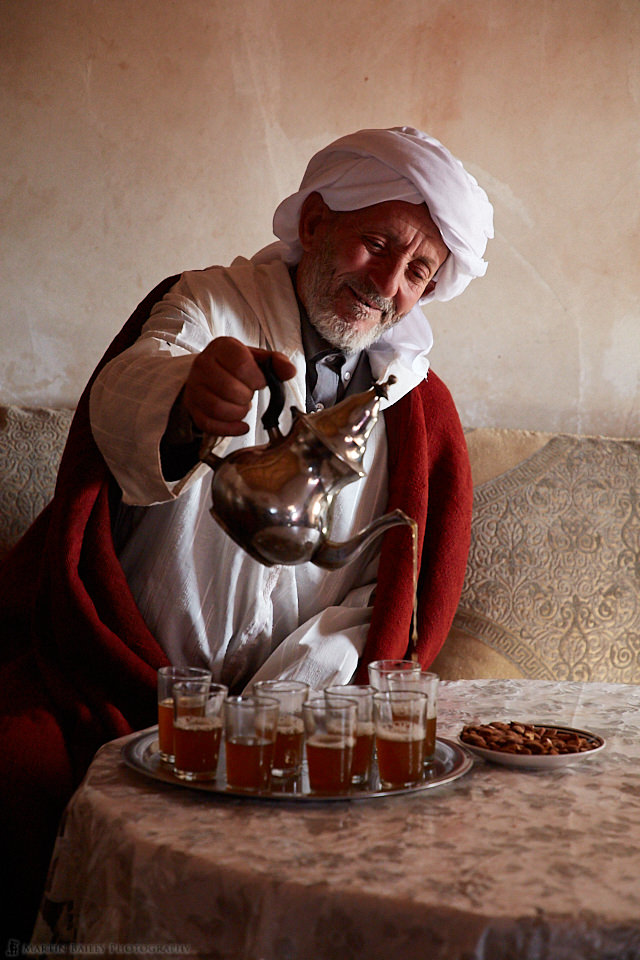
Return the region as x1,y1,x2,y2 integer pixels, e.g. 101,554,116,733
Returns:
368,256,403,300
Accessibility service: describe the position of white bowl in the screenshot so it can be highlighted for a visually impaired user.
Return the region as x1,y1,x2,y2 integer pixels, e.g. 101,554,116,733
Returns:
458,723,606,770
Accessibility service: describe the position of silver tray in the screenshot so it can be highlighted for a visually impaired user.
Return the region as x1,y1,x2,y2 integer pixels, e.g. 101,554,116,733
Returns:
122,727,473,802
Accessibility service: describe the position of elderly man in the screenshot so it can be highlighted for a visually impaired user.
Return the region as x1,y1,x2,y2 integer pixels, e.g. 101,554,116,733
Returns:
89,126,493,692
0,125,492,938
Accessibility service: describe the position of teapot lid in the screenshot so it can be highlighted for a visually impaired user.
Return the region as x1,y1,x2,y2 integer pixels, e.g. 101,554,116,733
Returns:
304,377,395,476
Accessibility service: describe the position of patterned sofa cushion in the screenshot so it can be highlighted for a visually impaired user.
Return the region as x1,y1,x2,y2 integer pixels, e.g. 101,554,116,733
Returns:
3,410,639,684
0,406,74,562
432,433,640,683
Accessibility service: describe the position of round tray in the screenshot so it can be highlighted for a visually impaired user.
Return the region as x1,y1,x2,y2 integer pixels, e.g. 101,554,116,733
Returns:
122,727,473,802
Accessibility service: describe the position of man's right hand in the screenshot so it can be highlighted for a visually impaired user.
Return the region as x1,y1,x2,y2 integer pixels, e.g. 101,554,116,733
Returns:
181,337,297,438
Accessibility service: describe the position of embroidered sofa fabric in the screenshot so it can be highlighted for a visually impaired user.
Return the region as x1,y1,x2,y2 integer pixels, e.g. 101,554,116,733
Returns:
0,406,73,562
2,410,639,683
448,434,640,682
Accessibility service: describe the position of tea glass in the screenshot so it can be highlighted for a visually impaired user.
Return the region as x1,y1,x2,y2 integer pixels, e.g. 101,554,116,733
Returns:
172,680,228,781
302,696,357,796
325,685,375,785
387,670,439,761
373,689,428,789
253,680,310,779
367,659,421,692
157,665,211,763
224,696,280,793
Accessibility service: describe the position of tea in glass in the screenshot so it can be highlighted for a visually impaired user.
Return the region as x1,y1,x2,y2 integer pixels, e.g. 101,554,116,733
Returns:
157,665,211,763
373,690,427,788
325,684,375,785
253,680,309,779
173,680,227,781
387,670,439,761
303,697,356,795
224,696,279,793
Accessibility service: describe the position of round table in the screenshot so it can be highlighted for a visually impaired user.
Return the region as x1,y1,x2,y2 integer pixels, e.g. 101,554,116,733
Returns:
33,679,640,959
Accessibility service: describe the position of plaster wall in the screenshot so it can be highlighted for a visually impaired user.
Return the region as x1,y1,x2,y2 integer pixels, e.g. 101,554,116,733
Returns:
2,0,639,436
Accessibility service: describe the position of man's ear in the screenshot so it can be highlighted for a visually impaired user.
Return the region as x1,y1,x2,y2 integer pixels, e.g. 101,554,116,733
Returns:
298,192,332,251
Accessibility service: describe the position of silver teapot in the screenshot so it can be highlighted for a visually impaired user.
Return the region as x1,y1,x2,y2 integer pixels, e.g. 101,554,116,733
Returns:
200,360,413,568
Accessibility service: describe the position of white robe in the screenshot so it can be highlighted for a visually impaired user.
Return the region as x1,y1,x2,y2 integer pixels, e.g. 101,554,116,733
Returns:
90,258,428,691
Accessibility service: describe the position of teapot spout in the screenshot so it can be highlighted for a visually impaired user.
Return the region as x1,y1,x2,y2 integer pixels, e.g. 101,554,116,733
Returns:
311,508,415,570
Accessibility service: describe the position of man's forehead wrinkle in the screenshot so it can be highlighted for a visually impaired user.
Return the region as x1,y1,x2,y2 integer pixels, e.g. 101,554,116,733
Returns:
349,201,446,249
360,219,436,244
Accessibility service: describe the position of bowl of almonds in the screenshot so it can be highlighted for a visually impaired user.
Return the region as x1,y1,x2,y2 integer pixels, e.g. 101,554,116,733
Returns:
459,721,606,769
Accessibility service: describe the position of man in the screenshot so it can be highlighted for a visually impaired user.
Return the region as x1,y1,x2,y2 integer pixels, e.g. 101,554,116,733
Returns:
89,126,493,692
0,125,492,938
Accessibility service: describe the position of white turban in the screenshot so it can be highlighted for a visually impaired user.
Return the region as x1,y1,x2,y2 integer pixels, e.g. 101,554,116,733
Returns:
271,126,494,304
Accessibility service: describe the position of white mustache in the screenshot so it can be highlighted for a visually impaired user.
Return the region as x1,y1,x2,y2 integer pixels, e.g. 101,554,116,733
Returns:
347,282,395,318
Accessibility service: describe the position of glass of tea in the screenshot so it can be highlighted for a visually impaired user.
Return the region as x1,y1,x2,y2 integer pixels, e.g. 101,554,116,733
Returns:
367,659,421,692
224,696,280,793
387,670,439,762
157,665,211,763
302,696,357,796
253,680,309,780
373,689,428,789
172,680,228,781
324,685,375,786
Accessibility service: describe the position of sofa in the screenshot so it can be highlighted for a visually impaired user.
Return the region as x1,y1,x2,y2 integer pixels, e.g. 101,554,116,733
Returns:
0,406,75,564
2,405,639,683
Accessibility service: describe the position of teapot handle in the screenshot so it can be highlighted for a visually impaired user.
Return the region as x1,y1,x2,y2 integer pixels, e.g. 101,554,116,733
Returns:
258,355,286,436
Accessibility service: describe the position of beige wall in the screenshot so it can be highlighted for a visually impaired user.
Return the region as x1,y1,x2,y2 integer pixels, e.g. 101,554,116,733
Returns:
2,0,639,437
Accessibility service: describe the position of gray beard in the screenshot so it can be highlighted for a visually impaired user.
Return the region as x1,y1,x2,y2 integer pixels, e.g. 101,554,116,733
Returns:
298,246,401,354
309,301,399,354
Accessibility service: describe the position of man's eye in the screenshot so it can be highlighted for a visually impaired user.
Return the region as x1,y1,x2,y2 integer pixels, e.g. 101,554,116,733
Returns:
365,237,385,252
409,266,429,284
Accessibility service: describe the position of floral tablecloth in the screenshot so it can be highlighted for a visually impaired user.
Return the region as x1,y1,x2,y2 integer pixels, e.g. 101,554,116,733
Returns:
32,680,640,959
